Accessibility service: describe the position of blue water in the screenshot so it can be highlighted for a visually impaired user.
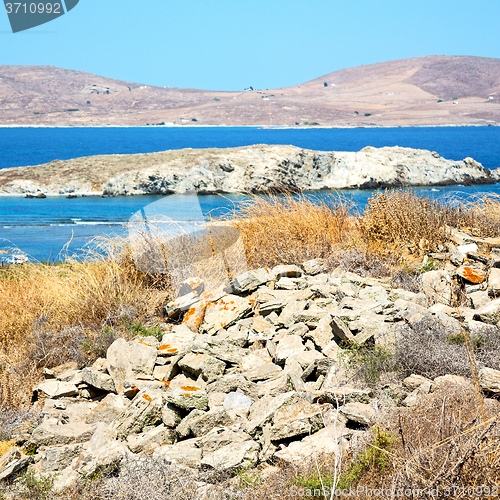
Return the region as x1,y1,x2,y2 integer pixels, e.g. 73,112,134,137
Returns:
1,126,500,170
1,126,500,262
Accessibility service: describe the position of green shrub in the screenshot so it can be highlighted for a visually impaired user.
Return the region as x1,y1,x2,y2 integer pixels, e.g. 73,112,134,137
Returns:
339,342,398,387
293,427,394,495
15,471,54,500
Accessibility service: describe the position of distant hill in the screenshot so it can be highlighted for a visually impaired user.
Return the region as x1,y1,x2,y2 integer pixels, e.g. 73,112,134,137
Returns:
0,55,499,127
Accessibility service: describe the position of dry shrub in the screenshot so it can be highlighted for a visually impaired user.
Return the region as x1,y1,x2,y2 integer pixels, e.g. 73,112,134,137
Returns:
229,192,357,269
396,317,500,380
460,193,500,237
387,384,500,496
360,190,455,256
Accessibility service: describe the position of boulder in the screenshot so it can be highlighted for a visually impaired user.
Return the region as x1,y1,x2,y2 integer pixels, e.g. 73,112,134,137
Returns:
402,381,432,407
163,292,200,319
199,429,260,471
182,300,209,333
29,443,82,473
456,265,486,284
178,277,205,297
271,264,302,280
275,335,306,364
36,381,78,399
0,446,31,480
403,374,433,390
488,268,500,297
27,420,96,447
479,367,500,394
339,402,376,426
245,392,300,436
223,391,253,413
178,352,226,384
159,325,196,357
301,259,327,275
230,268,271,293
81,367,116,393
126,424,176,453
161,403,183,428
165,386,209,411
473,298,500,324
201,295,252,335
112,390,163,439
190,409,232,438
274,423,350,464
270,399,325,441
421,270,453,305
106,338,157,393
153,438,203,468
243,363,282,382
85,394,128,425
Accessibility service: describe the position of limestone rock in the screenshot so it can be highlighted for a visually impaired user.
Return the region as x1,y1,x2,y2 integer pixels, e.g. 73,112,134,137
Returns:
0,446,31,480
339,402,376,426
202,295,252,335
479,368,500,394
178,277,205,297
153,438,203,468
161,403,183,428
421,270,453,305
36,381,79,399
275,335,306,364
178,352,226,384
474,298,500,324
126,424,176,453
81,367,116,393
106,338,157,393
270,399,325,441
223,391,253,413
230,268,271,293
159,325,196,357
456,265,486,284
27,420,96,447
85,394,128,425
274,424,350,464
112,390,163,439
301,259,327,275
200,429,260,471
165,386,209,411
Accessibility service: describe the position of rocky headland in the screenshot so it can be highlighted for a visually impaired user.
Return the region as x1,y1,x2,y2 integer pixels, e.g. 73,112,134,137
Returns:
0,145,497,197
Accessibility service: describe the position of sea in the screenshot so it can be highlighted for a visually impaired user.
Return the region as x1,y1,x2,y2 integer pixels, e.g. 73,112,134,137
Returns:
1,125,500,263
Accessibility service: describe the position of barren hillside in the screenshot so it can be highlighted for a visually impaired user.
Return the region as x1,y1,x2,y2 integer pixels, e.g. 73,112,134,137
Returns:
0,55,499,127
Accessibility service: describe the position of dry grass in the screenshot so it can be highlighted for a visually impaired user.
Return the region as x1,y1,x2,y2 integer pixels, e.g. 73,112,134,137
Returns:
0,441,15,458
0,240,169,411
229,191,358,269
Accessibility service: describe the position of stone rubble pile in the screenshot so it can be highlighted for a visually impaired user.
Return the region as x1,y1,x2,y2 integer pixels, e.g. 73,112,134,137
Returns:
3,241,500,491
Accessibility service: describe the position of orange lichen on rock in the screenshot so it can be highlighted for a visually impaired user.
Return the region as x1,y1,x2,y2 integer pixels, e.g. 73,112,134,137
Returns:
142,394,153,402
457,266,486,284
180,386,201,392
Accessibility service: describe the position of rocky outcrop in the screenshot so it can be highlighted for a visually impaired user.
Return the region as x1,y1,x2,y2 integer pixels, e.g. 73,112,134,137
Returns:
4,238,500,489
0,145,496,196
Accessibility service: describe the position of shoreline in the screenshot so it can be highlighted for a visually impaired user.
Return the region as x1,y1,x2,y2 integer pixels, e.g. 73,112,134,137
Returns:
0,123,499,129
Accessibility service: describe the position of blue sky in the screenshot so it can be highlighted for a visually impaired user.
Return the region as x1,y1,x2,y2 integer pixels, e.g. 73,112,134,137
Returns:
1,0,499,91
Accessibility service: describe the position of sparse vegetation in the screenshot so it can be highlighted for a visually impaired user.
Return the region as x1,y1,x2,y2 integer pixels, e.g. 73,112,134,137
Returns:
3,188,500,499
